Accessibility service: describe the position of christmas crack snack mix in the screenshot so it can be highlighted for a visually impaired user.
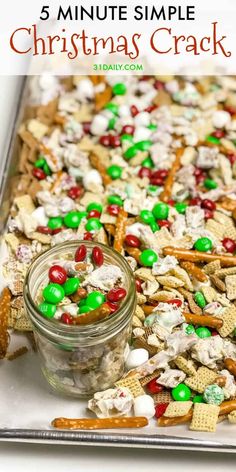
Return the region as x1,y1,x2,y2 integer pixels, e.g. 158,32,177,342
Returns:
0,74,236,430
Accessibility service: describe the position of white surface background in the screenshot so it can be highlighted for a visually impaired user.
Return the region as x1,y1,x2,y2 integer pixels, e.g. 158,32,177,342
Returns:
0,76,236,470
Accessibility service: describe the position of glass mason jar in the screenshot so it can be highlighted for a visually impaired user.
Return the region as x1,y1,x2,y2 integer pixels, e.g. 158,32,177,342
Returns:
23,241,137,398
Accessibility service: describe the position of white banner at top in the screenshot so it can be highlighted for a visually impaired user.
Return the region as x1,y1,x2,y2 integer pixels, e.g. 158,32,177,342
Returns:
1,0,236,75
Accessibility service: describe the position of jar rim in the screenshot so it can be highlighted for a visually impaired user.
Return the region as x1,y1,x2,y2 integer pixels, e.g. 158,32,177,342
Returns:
23,240,136,337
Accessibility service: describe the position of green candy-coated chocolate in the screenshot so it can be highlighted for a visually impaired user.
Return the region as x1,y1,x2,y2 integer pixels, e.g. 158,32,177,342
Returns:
193,395,204,403
172,384,191,401
203,384,224,405
175,202,188,214
204,179,218,190
152,202,169,220
79,305,94,314
141,157,154,168
140,249,158,267
140,209,155,224
86,291,105,309
63,277,80,296
107,195,123,206
112,83,127,95
124,145,138,159
43,162,51,176
206,135,220,144
120,134,133,143
196,327,211,338
185,324,195,335
87,202,103,213
48,216,63,230
35,157,46,168
148,185,159,196
194,237,213,252
135,140,152,151
38,302,57,318
107,165,122,180
147,124,157,131
104,102,119,115
64,211,83,228
108,117,116,130
85,218,103,232
194,291,207,308
150,221,160,233
43,283,65,304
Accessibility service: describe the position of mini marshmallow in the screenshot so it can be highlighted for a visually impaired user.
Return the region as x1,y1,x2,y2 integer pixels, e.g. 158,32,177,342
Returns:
192,278,210,291
133,127,152,143
134,112,150,127
119,105,131,118
76,79,94,101
39,74,58,91
32,206,48,227
133,394,155,419
212,110,231,129
83,169,102,189
90,115,108,136
125,348,149,370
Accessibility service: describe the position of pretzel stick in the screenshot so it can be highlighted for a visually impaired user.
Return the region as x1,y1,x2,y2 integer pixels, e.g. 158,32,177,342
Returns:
125,246,141,263
39,143,60,169
224,358,236,377
163,247,236,267
0,288,11,359
158,410,193,427
89,152,112,186
219,401,236,415
50,171,67,193
184,313,223,329
141,305,156,315
52,416,148,430
54,114,66,125
7,346,28,361
180,261,208,282
105,224,116,237
160,148,183,202
72,304,111,325
95,85,113,112
113,209,128,253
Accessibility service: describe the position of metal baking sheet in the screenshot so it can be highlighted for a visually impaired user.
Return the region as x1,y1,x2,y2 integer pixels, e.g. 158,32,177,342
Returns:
0,77,236,452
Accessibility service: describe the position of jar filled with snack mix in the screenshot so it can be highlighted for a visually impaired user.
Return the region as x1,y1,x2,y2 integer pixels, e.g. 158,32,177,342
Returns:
23,241,136,398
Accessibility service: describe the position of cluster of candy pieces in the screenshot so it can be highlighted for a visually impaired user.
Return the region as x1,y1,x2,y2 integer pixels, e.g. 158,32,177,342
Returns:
38,244,127,325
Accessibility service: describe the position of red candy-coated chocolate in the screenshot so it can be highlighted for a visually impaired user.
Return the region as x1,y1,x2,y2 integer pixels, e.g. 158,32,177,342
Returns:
145,105,157,113
196,173,206,185
211,330,218,336
67,186,83,200
201,199,216,211
75,244,87,262
150,177,164,186
83,122,91,134
131,105,139,117
154,80,164,90
92,246,104,266
152,169,168,180
138,167,152,179
37,225,52,235
107,204,120,216
61,313,73,325
135,279,143,293
107,288,127,303
146,378,163,394
110,135,121,148
52,227,63,235
122,125,135,135
155,403,169,419
105,301,119,313
194,167,203,177
83,232,93,241
99,135,111,147
224,106,236,116
157,219,171,228
49,265,67,285
222,238,236,253
227,153,236,166
87,210,101,219
168,298,182,307
189,197,202,206
204,209,214,220
125,234,141,248
212,130,225,139
32,168,46,180
167,199,175,206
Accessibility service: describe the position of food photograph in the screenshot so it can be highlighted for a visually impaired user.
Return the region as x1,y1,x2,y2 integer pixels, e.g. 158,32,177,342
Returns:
1,1,236,471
